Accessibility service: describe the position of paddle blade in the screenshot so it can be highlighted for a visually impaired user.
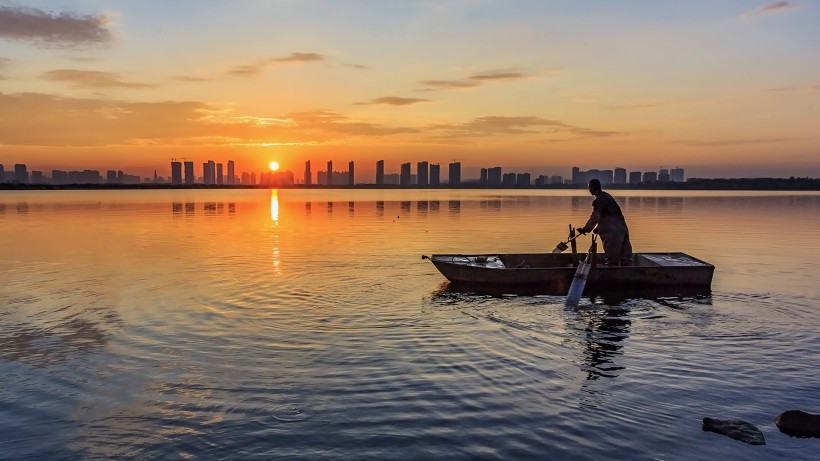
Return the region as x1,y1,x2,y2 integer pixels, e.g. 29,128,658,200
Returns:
552,242,568,253
565,260,591,307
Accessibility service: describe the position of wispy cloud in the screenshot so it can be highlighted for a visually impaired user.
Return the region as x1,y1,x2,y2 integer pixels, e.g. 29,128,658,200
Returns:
420,80,481,90
355,96,431,106
427,115,617,139
685,138,792,147
468,71,527,82
0,92,420,148
345,63,370,70
228,52,325,77
173,75,210,83
421,69,532,91
43,69,154,89
0,5,111,47
741,1,797,20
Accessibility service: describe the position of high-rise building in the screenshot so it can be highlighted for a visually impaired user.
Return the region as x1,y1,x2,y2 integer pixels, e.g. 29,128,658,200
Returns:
502,172,516,187
430,163,441,186
203,162,212,185
31,171,43,184
550,175,563,185
488,167,502,186
614,167,627,185
107,170,118,183
14,164,27,183
227,160,235,185
171,161,183,185
629,171,642,185
216,163,224,185
349,161,355,185
304,161,312,185
0,164,4,183
480,168,488,185
671,167,685,182
658,168,670,182
516,173,531,187
184,161,194,185
417,161,429,187
400,162,411,186
327,161,333,185
207,160,216,184
643,171,658,182
448,162,461,187
376,160,384,185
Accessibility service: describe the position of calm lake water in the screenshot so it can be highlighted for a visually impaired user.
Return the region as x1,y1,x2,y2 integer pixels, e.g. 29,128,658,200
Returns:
1,189,819,460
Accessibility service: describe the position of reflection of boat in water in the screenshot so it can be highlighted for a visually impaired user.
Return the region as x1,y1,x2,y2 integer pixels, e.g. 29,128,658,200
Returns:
423,253,714,297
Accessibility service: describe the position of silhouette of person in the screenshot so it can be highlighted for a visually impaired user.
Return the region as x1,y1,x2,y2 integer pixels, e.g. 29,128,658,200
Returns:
576,179,632,266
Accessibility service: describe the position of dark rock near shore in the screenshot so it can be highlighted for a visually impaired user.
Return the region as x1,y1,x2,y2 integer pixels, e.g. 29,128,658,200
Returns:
775,410,820,438
702,417,766,445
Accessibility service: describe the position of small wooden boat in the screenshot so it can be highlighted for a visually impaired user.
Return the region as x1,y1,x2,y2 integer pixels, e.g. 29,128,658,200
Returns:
423,252,714,296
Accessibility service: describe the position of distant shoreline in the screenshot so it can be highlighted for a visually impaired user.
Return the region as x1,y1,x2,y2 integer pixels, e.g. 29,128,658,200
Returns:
2,177,820,191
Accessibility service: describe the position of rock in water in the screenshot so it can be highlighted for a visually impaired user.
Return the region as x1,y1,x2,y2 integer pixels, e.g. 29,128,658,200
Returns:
702,417,766,445
775,410,820,438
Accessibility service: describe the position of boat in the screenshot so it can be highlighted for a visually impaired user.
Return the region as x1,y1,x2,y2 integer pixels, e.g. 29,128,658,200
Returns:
422,252,714,296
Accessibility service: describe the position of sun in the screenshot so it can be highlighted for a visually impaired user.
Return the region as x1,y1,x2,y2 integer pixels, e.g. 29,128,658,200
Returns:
269,161,280,171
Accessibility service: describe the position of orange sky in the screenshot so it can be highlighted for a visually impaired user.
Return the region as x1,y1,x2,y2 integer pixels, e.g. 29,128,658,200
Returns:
1,1,818,180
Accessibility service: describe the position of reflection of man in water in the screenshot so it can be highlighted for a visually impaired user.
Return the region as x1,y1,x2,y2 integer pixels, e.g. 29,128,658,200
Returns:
577,179,633,266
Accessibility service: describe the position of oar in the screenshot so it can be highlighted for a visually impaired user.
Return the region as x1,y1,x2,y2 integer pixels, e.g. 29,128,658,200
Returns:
565,233,598,307
552,229,584,253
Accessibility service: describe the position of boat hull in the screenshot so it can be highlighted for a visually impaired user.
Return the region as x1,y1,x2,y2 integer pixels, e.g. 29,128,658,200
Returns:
427,252,714,296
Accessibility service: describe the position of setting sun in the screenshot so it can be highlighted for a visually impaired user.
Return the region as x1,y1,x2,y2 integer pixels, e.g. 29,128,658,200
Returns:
269,161,280,171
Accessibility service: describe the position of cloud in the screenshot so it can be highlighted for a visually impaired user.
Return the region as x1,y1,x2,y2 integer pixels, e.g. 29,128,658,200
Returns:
274,52,323,63
43,69,155,89
355,96,431,106
0,5,111,47
345,63,370,70
427,115,618,140
173,75,210,82
468,71,527,82
228,52,325,77
420,69,530,91
685,138,792,147
420,79,480,90
741,1,797,19
0,92,419,148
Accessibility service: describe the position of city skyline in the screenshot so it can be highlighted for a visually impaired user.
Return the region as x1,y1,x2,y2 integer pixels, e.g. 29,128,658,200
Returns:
1,1,819,179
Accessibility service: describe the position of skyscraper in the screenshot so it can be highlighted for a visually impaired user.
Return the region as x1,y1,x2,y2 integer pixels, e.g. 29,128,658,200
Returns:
448,162,461,187
417,161,429,187
658,168,670,182
227,160,235,185
171,161,183,185
216,163,224,185
614,167,627,185
671,167,685,182
629,171,642,185
488,167,502,186
430,163,441,186
327,161,333,185
184,161,194,185
304,160,312,185
14,164,27,183
348,161,355,185
0,164,4,183
400,162,411,186
376,160,384,185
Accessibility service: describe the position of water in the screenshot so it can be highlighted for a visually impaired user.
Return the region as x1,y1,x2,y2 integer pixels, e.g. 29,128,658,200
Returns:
1,189,818,460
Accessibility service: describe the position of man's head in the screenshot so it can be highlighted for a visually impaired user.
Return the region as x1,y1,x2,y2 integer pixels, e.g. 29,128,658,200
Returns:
588,178,602,195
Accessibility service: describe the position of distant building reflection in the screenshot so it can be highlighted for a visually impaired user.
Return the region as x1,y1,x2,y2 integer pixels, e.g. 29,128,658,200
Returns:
430,200,440,212
417,200,428,214
448,200,460,214
349,201,355,216
173,202,236,215
305,202,311,214
401,201,411,212
376,201,384,215
327,201,333,213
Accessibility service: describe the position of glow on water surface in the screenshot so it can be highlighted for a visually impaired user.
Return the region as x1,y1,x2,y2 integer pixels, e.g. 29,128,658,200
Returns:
1,189,818,460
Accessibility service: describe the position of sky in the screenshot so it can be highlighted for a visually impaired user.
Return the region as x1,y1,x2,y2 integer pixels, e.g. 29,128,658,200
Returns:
0,0,818,180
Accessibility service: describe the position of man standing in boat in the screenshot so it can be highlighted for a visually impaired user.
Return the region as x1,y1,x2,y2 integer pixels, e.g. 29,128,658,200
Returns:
576,179,633,266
